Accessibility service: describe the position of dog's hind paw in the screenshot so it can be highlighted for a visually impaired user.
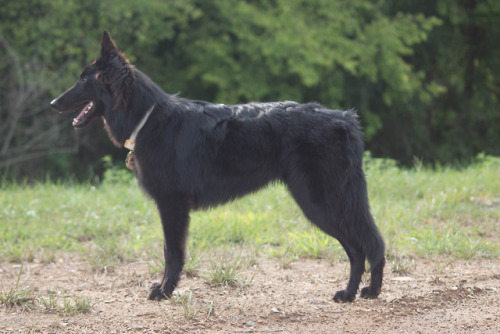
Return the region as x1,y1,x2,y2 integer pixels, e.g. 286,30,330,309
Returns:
148,282,170,300
360,286,380,299
333,290,356,303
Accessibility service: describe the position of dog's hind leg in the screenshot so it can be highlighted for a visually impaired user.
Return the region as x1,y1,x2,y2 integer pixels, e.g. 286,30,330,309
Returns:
284,162,384,302
148,195,191,300
332,239,365,302
334,184,385,302
284,176,364,302
360,229,385,299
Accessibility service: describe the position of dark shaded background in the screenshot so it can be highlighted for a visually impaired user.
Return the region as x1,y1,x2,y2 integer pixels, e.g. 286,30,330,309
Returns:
1,0,499,180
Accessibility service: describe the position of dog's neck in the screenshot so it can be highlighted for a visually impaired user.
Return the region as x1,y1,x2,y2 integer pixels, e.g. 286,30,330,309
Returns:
102,103,156,148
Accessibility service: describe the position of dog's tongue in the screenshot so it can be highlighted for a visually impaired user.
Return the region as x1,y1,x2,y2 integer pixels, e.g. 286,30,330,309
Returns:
72,102,94,128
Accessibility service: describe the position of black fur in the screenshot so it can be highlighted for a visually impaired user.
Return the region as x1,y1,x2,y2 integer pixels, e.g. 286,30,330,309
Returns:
51,31,385,303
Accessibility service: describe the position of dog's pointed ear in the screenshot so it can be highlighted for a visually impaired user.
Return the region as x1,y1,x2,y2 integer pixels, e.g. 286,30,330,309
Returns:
99,30,119,60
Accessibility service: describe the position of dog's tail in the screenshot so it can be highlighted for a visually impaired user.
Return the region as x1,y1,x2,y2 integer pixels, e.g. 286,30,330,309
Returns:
342,114,385,268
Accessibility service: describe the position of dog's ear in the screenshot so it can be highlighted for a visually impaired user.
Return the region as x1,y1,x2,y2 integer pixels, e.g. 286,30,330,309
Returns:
99,30,119,60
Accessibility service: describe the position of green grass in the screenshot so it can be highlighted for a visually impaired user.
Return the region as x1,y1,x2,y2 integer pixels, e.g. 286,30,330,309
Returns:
0,266,92,314
171,289,218,321
38,290,92,315
0,265,36,310
0,154,499,270
171,290,202,321
205,257,244,287
364,154,500,259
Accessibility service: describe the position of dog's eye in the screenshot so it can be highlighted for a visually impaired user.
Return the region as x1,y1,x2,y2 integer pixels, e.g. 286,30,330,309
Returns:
81,77,87,83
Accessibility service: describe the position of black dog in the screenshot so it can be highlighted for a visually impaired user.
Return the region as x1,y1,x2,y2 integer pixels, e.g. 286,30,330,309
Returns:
51,31,385,303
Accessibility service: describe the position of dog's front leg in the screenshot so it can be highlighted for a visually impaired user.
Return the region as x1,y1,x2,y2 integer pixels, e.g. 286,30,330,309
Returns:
148,195,191,300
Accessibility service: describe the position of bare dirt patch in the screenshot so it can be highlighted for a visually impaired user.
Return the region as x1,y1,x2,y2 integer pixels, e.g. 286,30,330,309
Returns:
1,256,499,333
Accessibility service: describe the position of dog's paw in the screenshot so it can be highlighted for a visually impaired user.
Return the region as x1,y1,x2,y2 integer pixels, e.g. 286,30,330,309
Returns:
360,286,380,299
147,282,169,300
333,290,356,303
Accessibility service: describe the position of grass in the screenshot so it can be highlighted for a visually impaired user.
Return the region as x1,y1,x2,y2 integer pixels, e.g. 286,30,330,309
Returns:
0,266,91,315
171,290,201,320
388,254,415,275
171,289,218,321
0,265,36,310
205,257,243,287
363,154,500,259
0,154,499,275
39,290,92,315
267,246,297,269
184,255,203,277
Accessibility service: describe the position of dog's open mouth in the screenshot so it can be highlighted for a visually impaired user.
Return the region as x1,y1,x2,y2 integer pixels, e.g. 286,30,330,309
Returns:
73,101,99,128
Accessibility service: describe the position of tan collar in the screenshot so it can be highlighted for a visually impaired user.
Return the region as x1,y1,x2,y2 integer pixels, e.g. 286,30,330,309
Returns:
124,105,155,151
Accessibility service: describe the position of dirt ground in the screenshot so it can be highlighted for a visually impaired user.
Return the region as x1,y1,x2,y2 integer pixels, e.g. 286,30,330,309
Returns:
0,255,498,334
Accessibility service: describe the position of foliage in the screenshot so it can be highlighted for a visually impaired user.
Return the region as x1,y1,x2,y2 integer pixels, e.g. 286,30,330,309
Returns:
375,0,500,163
0,0,499,179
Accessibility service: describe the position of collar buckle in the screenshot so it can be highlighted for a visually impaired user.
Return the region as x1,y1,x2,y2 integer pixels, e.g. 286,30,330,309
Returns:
123,104,155,170
124,139,136,151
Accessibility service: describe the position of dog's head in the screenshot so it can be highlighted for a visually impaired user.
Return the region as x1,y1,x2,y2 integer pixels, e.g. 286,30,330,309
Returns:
50,30,133,128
